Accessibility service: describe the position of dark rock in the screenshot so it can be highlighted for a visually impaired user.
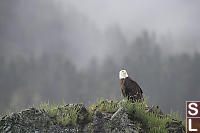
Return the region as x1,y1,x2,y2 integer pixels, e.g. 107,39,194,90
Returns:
0,107,72,133
92,111,106,133
110,107,138,133
166,119,185,133
76,104,90,125
147,105,164,116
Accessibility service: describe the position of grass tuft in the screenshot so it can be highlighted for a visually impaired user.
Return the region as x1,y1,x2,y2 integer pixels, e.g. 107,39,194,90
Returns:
40,102,84,126
89,98,119,113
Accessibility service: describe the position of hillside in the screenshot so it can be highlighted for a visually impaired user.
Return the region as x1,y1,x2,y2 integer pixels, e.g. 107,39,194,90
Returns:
0,99,185,133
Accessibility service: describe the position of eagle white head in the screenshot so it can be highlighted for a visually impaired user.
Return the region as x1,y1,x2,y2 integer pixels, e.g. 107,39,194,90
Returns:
119,70,128,79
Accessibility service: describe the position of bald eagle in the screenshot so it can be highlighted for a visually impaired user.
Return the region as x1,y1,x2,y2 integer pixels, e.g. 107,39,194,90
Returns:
119,70,143,101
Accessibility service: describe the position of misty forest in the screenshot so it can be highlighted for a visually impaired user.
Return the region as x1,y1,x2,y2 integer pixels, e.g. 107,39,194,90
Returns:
1,0,200,116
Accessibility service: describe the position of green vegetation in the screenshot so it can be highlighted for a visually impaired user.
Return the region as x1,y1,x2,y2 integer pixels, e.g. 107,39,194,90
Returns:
169,110,182,122
89,97,184,133
89,98,183,132
131,99,182,133
183,120,186,129
40,102,59,117
39,98,184,132
40,102,90,126
119,100,134,114
133,100,168,132
89,98,119,113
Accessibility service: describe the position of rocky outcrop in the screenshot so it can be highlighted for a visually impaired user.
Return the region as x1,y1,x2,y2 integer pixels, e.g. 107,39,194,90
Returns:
0,106,88,133
0,108,66,133
0,101,185,133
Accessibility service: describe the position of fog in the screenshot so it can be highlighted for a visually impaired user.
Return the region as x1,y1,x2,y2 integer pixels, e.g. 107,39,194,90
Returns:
0,0,200,116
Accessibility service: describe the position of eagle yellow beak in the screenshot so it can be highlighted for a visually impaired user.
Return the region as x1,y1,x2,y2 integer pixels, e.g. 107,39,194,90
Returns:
122,71,126,74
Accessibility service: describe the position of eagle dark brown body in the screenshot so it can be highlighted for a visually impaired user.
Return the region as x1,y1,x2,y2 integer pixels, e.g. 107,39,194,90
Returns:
120,77,143,101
